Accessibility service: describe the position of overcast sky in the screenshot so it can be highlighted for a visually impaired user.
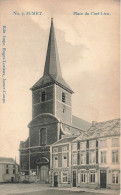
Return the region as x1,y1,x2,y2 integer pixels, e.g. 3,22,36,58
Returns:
0,0,120,163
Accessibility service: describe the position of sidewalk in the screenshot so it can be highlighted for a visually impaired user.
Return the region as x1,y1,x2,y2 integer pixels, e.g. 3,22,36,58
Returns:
51,186,120,195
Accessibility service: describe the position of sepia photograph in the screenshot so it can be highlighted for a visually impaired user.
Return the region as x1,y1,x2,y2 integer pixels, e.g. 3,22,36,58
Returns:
0,0,120,194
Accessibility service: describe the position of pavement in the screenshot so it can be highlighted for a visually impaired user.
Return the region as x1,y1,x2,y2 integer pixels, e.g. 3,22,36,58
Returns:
0,183,120,195
53,187,120,195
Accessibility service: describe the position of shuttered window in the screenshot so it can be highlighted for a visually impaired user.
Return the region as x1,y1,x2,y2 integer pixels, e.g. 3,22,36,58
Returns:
90,173,95,183
80,141,86,150
72,152,77,165
6,165,9,174
62,154,67,167
89,150,96,164
80,152,86,165
101,151,107,164
112,150,118,163
112,171,119,184
53,155,58,168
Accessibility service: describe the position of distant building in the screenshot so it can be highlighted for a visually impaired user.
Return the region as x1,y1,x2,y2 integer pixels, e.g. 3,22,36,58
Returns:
50,118,120,190
0,157,19,183
19,19,91,183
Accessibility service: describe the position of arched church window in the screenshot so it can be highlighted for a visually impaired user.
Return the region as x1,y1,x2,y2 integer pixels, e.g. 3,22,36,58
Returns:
40,128,47,146
41,91,46,102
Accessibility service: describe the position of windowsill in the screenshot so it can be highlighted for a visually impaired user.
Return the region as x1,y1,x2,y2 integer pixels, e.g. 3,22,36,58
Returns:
89,163,96,165
112,162,119,164
90,182,96,184
100,163,107,164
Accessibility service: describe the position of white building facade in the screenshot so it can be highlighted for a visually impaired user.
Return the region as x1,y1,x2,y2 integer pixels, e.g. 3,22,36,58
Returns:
50,118,120,190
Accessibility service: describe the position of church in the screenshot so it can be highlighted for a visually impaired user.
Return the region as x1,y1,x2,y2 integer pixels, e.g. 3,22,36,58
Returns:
19,19,91,183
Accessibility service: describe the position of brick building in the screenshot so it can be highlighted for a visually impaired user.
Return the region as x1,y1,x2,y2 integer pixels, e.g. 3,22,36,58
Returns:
19,19,91,183
50,118,120,190
0,157,19,183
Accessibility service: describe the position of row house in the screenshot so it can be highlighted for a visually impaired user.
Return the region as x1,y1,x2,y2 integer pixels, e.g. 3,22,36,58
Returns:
50,136,77,187
0,157,19,183
50,118,120,190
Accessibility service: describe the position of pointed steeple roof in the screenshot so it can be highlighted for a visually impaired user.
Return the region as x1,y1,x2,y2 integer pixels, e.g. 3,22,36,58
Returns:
31,19,73,93
43,18,62,78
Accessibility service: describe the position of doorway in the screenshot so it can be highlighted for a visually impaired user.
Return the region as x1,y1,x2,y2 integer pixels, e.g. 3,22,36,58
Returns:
54,175,58,187
38,165,49,183
73,171,76,187
40,165,48,182
11,177,14,183
100,170,106,188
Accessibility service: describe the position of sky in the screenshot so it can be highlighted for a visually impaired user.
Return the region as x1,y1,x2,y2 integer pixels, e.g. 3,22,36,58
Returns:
0,0,120,163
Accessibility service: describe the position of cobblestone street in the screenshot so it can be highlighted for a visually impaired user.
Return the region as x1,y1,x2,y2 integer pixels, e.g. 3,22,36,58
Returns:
0,183,120,195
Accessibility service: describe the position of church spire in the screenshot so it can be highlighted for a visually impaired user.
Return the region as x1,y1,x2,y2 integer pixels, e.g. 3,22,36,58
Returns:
43,18,62,78
31,19,73,94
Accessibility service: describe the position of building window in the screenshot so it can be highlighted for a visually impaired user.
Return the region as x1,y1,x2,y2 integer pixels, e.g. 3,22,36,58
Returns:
112,150,118,163
80,141,86,150
101,151,107,164
13,165,15,174
81,173,86,183
89,140,96,149
80,152,86,164
41,91,45,102
6,165,9,174
112,171,119,184
72,143,77,151
53,156,58,168
53,148,58,153
40,128,47,146
62,154,67,167
62,172,68,183
13,169,15,174
112,138,119,147
63,105,66,113
100,139,107,148
62,146,67,152
62,92,66,103
72,153,77,165
89,151,96,164
90,172,95,183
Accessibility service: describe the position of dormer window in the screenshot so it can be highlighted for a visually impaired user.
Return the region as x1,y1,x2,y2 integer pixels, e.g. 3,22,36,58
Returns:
41,91,45,102
62,92,66,103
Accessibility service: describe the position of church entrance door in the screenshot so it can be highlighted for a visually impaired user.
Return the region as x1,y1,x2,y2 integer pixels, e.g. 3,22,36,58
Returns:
36,157,49,183
40,165,48,181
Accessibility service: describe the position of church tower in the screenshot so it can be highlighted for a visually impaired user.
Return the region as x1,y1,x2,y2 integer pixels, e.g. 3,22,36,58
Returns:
31,19,73,124
20,19,89,183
